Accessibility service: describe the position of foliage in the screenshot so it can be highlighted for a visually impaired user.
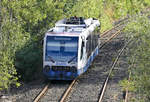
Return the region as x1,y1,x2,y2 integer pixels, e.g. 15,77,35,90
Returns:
0,2,29,89
0,0,71,89
71,0,112,32
120,15,150,102
70,0,150,32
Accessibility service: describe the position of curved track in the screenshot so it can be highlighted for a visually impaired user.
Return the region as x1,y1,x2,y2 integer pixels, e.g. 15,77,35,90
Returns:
98,39,131,102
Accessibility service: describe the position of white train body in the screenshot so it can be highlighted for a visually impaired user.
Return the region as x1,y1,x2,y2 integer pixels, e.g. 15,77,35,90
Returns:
43,17,100,80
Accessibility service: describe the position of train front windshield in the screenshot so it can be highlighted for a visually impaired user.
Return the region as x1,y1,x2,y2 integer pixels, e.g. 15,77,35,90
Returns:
45,36,78,63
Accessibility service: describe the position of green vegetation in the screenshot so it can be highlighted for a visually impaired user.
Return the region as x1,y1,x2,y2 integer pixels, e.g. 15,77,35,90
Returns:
120,15,150,102
0,0,70,89
0,1,150,100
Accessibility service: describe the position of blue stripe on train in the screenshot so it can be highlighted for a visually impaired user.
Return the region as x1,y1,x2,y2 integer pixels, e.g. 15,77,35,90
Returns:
43,47,99,80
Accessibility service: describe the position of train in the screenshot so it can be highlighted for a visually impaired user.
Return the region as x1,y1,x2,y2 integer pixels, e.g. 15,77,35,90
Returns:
43,17,101,80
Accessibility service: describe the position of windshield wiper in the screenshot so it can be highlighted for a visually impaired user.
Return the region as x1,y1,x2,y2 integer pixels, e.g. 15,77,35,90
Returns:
68,55,77,63
48,56,55,63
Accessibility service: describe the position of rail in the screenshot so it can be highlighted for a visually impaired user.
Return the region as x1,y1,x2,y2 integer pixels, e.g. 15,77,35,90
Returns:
33,83,50,102
98,39,131,102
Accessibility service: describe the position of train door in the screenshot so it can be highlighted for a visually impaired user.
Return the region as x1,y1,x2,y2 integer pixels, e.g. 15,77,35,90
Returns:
79,36,87,72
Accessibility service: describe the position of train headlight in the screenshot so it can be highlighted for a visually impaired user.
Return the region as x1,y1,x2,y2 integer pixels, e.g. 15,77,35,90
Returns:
44,65,51,72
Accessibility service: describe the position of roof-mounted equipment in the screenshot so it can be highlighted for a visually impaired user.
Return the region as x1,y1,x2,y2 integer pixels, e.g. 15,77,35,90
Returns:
66,17,85,25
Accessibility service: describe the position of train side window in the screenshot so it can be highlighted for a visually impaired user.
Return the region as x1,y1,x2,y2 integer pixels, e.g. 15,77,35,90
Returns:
86,36,91,58
80,41,84,60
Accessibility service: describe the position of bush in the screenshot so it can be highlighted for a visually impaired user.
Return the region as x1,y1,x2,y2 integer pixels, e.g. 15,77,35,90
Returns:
120,14,150,102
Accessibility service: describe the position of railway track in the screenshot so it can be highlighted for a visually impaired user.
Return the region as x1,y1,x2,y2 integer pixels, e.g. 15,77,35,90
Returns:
101,17,128,38
33,83,50,102
33,22,127,102
101,38,135,102
98,39,131,102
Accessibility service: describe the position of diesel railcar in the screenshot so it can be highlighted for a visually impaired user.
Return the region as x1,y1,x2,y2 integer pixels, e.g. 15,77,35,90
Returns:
43,17,100,80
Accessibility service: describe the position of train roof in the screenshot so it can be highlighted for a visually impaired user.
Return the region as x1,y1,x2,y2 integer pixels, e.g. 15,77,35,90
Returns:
46,17,100,37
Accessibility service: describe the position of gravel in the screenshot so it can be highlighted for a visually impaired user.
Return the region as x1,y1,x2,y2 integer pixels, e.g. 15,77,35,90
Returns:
0,79,45,102
40,81,70,102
